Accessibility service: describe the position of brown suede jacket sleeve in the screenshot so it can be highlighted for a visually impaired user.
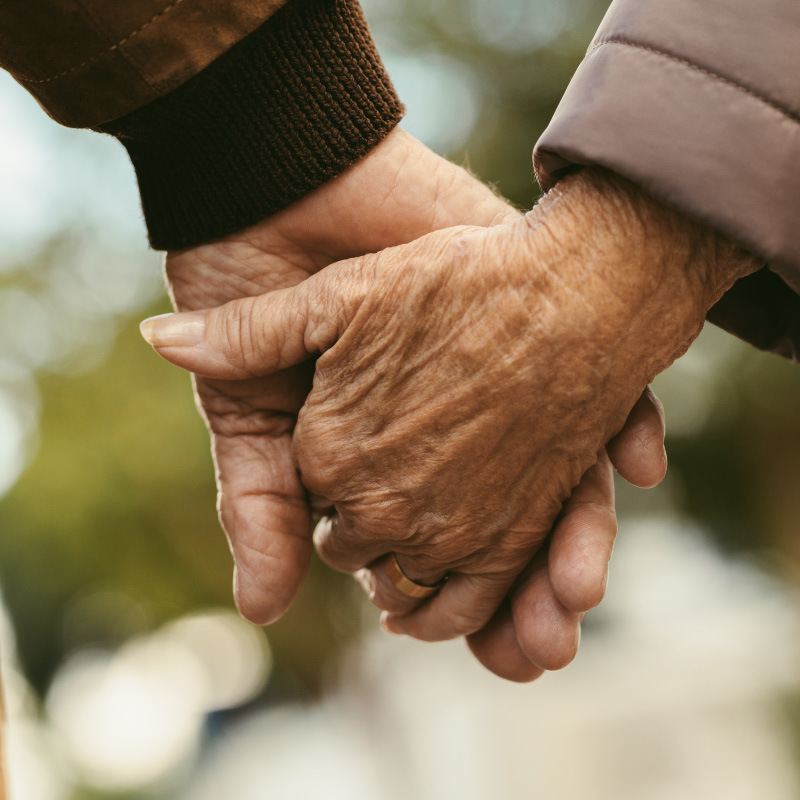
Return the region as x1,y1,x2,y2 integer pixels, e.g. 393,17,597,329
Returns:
534,0,800,362
0,0,403,250
0,0,289,128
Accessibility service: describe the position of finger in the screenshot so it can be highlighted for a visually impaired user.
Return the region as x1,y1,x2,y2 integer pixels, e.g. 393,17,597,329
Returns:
139,255,372,379
383,570,513,642
511,555,584,672
380,513,551,642
465,601,545,683
547,451,617,613
468,456,616,678
353,555,428,616
213,425,314,625
200,360,316,414
316,516,424,613
354,552,450,616
607,386,667,488
312,513,390,574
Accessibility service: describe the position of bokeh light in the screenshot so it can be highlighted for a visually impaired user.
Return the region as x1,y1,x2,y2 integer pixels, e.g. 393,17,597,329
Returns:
0,391,27,496
384,52,479,153
45,612,270,792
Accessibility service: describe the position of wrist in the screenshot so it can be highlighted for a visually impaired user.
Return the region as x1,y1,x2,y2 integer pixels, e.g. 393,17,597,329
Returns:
544,167,757,305
504,167,761,445
274,128,519,257
529,167,760,380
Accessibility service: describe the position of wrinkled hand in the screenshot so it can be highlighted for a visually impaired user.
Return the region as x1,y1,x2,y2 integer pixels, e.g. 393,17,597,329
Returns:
143,167,745,671
162,136,670,680
448,391,666,681
164,128,519,629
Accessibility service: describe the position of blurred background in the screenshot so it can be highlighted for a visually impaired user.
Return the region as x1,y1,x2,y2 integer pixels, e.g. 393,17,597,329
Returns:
2,0,800,797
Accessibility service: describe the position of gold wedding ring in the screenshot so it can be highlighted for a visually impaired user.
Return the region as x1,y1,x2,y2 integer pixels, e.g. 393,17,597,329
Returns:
384,553,447,599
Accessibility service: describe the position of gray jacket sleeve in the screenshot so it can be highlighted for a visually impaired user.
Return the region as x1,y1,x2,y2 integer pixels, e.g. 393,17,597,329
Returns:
534,0,800,361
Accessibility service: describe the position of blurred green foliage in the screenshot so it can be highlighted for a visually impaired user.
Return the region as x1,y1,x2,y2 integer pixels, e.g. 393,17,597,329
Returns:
369,0,610,207
664,343,800,573
0,304,361,697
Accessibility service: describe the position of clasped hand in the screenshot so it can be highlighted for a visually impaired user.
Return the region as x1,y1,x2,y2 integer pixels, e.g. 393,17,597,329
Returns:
147,132,670,681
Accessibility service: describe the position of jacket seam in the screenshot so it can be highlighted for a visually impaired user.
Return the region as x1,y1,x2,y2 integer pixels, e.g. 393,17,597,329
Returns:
590,37,800,127
16,0,186,85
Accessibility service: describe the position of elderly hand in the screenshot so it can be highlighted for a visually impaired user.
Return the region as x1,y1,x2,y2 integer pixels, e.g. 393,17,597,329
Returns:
143,167,757,660
469,404,665,683
164,127,518,626
167,127,665,681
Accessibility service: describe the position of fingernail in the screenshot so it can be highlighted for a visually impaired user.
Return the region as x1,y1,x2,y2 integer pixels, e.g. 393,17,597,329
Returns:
140,311,206,347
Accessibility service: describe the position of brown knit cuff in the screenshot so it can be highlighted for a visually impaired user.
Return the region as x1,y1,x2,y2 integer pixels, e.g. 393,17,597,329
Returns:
99,0,404,250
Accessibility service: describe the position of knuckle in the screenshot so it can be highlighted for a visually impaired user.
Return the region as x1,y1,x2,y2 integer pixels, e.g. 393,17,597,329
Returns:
297,459,337,498
443,227,482,263
399,550,450,579
292,424,341,496
215,298,259,373
313,525,352,569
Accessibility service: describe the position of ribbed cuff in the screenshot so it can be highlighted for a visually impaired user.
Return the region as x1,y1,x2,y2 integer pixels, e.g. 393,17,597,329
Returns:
99,0,404,250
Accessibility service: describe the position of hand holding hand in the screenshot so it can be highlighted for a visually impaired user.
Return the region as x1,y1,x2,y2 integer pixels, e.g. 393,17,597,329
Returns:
145,168,753,660
467,394,664,682
164,128,519,625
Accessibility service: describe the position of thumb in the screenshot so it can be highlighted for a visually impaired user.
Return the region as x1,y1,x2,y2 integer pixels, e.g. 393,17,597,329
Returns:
140,257,369,379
